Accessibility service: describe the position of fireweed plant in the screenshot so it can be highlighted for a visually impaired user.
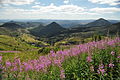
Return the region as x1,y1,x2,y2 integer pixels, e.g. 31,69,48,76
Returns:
0,37,120,80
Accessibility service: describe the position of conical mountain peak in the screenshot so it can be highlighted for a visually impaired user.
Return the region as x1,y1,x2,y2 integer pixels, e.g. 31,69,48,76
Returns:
98,18,105,20
47,22,61,27
85,18,111,27
97,18,108,21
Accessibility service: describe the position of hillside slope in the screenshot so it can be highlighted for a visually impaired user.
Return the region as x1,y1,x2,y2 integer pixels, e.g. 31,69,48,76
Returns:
30,22,66,37
85,18,112,27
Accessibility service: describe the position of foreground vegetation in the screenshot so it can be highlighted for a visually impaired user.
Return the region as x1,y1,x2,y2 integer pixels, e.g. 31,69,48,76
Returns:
0,37,120,80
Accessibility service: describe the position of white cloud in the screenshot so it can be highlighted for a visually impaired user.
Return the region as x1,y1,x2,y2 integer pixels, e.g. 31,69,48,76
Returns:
0,0,35,5
0,4,101,19
34,2,41,5
3,3,120,19
63,0,70,4
90,7,120,13
88,0,120,6
32,4,85,14
0,4,86,15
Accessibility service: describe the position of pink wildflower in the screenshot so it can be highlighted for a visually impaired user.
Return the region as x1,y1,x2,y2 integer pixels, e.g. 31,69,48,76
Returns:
6,61,12,67
54,60,62,67
0,56,2,62
0,64,3,69
99,64,104,69
12,66,18,71
117,56,120,58
60,69,65,79
98,64,105,75
97,68,105,75
109,63,114,68
50,50,55,54
111,51,115,55
90,66,94,71
86,56,92,62
23,62,33,71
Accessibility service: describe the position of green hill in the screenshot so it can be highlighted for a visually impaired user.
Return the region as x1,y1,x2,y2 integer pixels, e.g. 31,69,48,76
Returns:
30,22,66,37
108,22,120,35
85,18,111,27
0,35,35,51
0,22,23,29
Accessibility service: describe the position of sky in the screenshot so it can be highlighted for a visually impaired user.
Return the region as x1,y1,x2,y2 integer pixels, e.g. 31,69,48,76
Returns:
0,0,120,20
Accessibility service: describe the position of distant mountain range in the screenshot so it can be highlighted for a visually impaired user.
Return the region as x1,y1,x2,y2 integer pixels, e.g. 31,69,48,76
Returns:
29,18,120,37
0,18,120,38
0,19,119,28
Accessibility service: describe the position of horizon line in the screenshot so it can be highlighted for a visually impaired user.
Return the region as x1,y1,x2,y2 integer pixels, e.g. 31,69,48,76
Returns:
0,18,120,21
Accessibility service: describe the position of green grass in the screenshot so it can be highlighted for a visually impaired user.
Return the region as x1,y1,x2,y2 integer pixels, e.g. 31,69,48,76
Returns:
0,35,35,50
0,35,40,60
